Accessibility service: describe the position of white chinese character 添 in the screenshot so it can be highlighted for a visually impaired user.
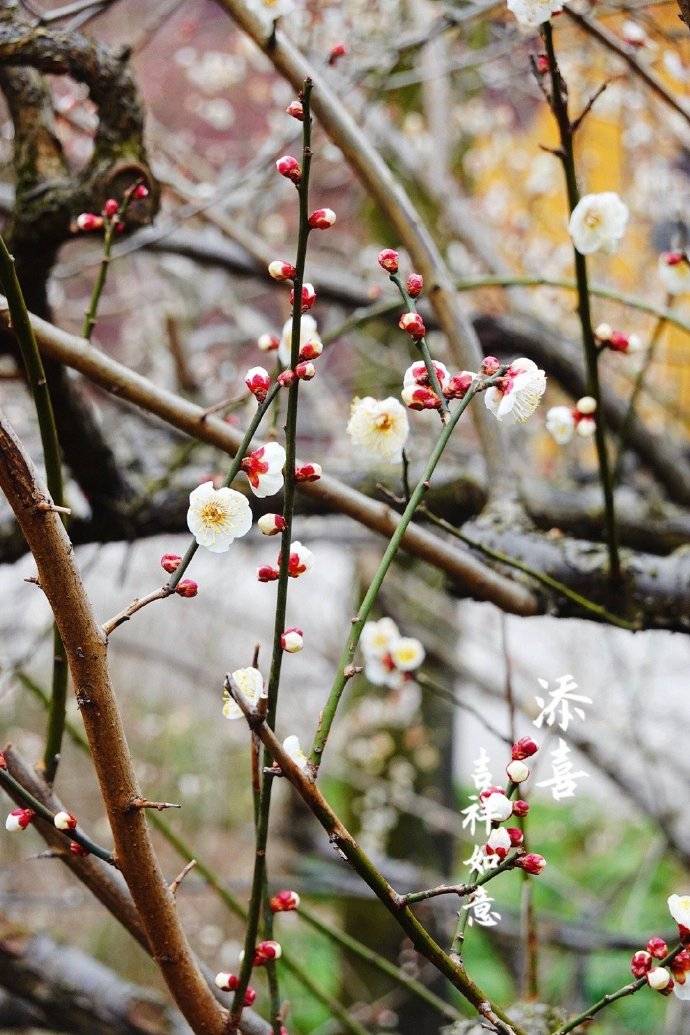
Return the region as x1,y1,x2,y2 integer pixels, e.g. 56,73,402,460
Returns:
533,675,591,732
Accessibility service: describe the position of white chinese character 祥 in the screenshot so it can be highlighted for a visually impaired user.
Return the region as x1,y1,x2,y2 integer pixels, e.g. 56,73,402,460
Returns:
463,887,501,928
533,675,592,732
461,796,492,839
536,738,589,801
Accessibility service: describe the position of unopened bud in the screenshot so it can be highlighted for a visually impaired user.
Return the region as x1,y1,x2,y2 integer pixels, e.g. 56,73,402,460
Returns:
276,155,302,183
132,183,149,199
512,799,530,817
258,565,280,582
270,889,301,912
377,249,399,273
290,283,316,311
268,260,297,281
294,461,322,482
103,198,119,218
406,273,423,297
507,827,524,846
255,940,282,963
70,841,89,857
176,580,198,598
516,853,546,875
258,514,286,536
245,366,271,402
481,356,501,376
258,333,280,353
5,808,35,832
161,553,181,574
647,967,672,992
53,811,77,831
308,208,336,230
299,338,323,360
576,395,597,415
631,950,653,978
328,41,348,65
278,369,296,388
444,372,474,399
280,627,304,653
295,361,316,381
512,737,538,760
399,312,425,339
647,937,669,960
401,384,439,411
76,212,103,232
286,100,304,121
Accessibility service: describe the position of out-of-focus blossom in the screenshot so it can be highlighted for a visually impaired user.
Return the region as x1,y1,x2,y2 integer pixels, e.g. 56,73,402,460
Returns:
568,193,629,254
347,397,409,463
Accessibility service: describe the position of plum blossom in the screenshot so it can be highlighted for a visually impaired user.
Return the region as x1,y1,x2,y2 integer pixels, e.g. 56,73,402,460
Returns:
187,482,252,552
223,667,265,720
347,396,409,464
389,637,426,671
546,405,575,444
241,442,286,499
279,314,322,366
482,791,513,822
568,193,629,254
361,617,425,688
361,617,400,658
287,541,314,577
659,251,690,294
668,894,690,930
507,0,562,28
484,358,546,424
283,735,309,772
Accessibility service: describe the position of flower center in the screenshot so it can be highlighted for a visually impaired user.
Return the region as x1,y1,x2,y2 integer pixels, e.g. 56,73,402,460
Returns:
584,211,601,229
199,501,228,529
375,413,394,431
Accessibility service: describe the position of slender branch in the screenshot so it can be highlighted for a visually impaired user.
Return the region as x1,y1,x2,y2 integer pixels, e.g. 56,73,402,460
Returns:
398,854,523,906
169,858,197,897
82,219,115,340
542,21,621,583
102,587,172,636
389,272,449,421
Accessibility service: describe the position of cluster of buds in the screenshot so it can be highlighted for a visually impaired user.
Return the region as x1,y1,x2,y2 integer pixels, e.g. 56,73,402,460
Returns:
270,889,300,912
546,396,597,446
75,183,149,235
478,737,546,876
214,972,256,1005
630,937,684,995
258,541,313,583
594,323,642,355
401,359,476,412
161,553,198,595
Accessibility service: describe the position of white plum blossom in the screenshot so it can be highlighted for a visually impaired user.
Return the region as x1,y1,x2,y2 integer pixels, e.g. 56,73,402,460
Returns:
389,637,425,672
361,618,425,688
546,405,575,444
568,193,629,255
482,791,513,822
668,893,690,929
287,541,314,577
485,358,547,424
223,667,265,720
248,0,294,22
347,397,409,464
283,735,309,773
486,827,511,856
242,442,286,499
658,252,690,294
361,617,400,658
187,482,252,553
507,0,562,28
279,313,322,366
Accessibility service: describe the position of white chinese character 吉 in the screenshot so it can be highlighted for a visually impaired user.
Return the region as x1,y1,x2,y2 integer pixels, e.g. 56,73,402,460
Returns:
536,738,589,801
463,887,501,928
471,748,493,792
533,675,592,733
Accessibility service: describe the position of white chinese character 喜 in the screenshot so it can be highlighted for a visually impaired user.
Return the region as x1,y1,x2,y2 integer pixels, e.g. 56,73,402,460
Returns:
536,738,589,801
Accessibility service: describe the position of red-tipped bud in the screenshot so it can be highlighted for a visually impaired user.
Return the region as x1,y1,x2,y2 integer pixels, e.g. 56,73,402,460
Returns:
243,988,257,1006
76,212,103,232
481,355,501,375
535,53,550,74
255,940,282,963
294,461,321,482
276,155,302,183
290,283,316,311
53,811,77,831
258,565,280,583
512,737,539,760
399,312,426,339
299,338,323,360
479,785,506,800
245,366,271,402
278,369,296,388
328,41,348,65
280,628,304,653
70,841,89,857
507,827,524,847
258,333,280,353
294,361,316,381
378,249,399,273
161,553,182,574
268,260,297,282
176,580,198,598
647,937,669,960
406,273,423,298
444,372,474,399
286,100,304,121
270,889,301,912
5,808,35,832
401,384,439,411
132,183,149,199
516,853,546,875
308,208,336,230
512,799,530,817
103,198,119,218
631,950,653,978
506,759,530,784
258,514,286,536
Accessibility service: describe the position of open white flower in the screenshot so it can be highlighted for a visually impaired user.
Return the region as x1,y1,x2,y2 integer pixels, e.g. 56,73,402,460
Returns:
347,396,409,464
361,617,400,658
568,193,629,254
507,0,562,28
485,358,547,424
389,637,425,672
187,481,252,552
279,314,321,366
283,735,309,773
668,893,690,929
364,656,404,689
223,667,265,720
241,441,286,499
546,405,575,444
658,252,690,294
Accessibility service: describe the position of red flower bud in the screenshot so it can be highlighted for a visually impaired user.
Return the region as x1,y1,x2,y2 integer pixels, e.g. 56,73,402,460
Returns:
176,580,198,598
631,950,653,978
286,100,304,121
103,198,119,217
406,273,423,298
535,53,550,74
245,366,271,402
647,937,669,960
268,260,297,282
399,312,425,339
132,183,149,199
290,283,316,311
6,808,35,831
401,384,439,411
294,461,322,482
243,988,256,1006
278,369,296,388
254,940,282,963
516,853,546,875
481,355,501,375
276,155,302,183
377,249,399,273
328,41,348,65
76,212,103,232
257,565,280,583
270,889,301,912
299,338,323,361
161,553,182,574
512,737,539,760
69,841,90,857
294,361,316,381
512,799,530,817
308,208,336,230
444,372,474,399
507,827,524,847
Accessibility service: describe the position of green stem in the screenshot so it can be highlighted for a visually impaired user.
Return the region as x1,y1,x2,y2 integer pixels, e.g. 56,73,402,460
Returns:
82,220,116,341
389,272,449,419
542,21,620,583
0,234,67,786
308,374,501,775
230,78,314,1033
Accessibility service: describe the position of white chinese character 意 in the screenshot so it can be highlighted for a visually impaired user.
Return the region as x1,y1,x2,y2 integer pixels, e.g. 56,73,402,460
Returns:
536,738,589,801
533,675,592,732
463,886,501,928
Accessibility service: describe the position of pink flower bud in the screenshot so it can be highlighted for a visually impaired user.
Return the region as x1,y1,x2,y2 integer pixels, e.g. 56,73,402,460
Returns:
512,799,530,817
70,841,89,857
631,950,653,978
278,369,296,388
258,514,286,536
268,260,297,281
299,338,323,360
255,940,282,963
176,580,198,598
280,627,304,653
663,250,685,266
53,811,77,831
647,967,672,992
295,361,316,381
516,853,546,875
132,183,149,199
161,553,182,574
258,565,281,582
243,988,257,1006
377,249,399,273
294,461,321,482
258,333,280,353
328,41,348,65
401,384,439,411
290,283,316,311
535,53,550,74
276,155,302,183
507,827,524,847
76,212,103,232
444,372,474,399
245,366,271,402
399,312,425,339
103,198,119,217
512,737,539,760
406,273,423,297
647,937,669,960
286,100,304,121
214,972,238,991
5,808,35,832
270,889,301,912
506,759,530,783
480,356,501,375
308,208,336,230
